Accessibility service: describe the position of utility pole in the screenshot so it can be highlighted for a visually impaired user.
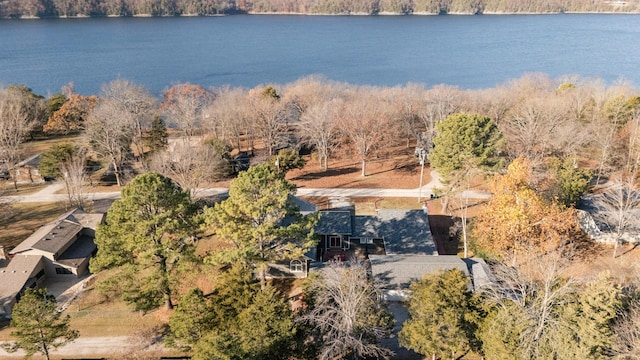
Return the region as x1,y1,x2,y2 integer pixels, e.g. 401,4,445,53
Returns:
417,148,427,203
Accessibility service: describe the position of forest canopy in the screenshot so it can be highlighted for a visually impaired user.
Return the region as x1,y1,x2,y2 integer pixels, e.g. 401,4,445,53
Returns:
1,0,639,18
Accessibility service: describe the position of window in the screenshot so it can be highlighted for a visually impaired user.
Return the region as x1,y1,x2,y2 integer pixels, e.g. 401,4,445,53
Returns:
329,236,341,248
359,237,373,244
34,269,45,280
55,267,72,275
290,260,304,273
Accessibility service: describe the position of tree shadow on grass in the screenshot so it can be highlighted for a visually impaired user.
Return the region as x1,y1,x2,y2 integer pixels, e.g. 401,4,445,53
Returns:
290,167,360,182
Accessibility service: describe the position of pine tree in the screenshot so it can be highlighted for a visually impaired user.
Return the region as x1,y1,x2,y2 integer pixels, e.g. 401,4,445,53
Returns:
399,269,482,360
1,288,79,360
145,115,168,153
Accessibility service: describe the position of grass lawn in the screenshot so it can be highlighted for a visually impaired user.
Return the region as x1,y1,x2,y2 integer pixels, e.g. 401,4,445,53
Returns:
21,135,82,158
1,180,49,195
0,202,69,250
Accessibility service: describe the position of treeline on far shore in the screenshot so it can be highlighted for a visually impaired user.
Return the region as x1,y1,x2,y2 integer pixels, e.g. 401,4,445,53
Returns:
2,0,640,19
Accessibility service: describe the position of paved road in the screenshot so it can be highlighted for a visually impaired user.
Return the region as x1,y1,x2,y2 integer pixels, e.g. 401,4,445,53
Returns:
0,336,133,358
1,170,490,204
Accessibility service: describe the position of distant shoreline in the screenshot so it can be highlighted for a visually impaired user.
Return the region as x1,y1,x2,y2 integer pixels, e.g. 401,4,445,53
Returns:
4,10,640,20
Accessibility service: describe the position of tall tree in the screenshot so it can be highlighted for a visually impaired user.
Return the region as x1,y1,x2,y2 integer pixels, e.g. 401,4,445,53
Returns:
480,251,620,360
0,87,35,191
297,100,340,170
84,97,133,186
428,113,503,179
338,92,390,176
144,115,168,154
0,288,79,360
162,83,212,139
100,79,157,164
428,112,502,242
297,260,393,360
39,143,88,209
150,138,231,197
5,84,47,137
204,164,317,289
472,157,579,260
168,264,297,359
400,269,482,360
90,172,199,310
43,93,97,135
247,85,290,156
204,86,250,150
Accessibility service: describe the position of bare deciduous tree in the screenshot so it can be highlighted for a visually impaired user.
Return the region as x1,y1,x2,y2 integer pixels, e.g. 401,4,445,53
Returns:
297,260,393,360
481,249,577,359
338,92,390,176
248,86,289,156
85,100,134,187
204,87,249,150
0,88,35,191
60,150,88,210
298,100,340,170
99,79,156,165
592,179,640,258
613,299,640,359
162,83,213,139
150,139,230,198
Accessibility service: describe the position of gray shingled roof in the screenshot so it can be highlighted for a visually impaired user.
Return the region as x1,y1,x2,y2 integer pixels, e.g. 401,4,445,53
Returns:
367,209,436,255
316,211,353,235
369,254,470,290
10,209,102,256
56,235,97,268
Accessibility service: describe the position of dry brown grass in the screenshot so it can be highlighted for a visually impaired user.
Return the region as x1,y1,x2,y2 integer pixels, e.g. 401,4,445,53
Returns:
287,147,425,190
58,272,168,338
0,202,68,250
22,135,82,158
0,180,49,195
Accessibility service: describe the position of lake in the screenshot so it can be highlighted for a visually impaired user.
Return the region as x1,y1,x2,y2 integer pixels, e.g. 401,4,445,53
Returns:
0,14,639,96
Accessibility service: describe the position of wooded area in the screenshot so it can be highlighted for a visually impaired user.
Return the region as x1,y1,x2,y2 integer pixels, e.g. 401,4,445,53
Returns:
1,0,639,18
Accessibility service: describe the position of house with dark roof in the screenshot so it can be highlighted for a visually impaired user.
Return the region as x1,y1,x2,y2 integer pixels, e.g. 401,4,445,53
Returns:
313,208,437,263
0,209,103,318
312,206,494,300
369,255,494,301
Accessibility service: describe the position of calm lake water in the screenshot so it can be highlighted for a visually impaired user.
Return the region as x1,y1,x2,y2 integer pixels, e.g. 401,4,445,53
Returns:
0,14,639,95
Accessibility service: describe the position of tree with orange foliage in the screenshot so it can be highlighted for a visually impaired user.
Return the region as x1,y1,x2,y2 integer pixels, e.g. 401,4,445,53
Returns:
43,94,97,135
472,157,579,260
161,83,213,139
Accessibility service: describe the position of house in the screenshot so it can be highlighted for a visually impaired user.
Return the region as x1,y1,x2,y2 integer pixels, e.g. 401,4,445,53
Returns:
313,208,437,263
0,209,104,318
369,255,495,301
313,206,494,300
12,154,45,183
267,202,495,296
